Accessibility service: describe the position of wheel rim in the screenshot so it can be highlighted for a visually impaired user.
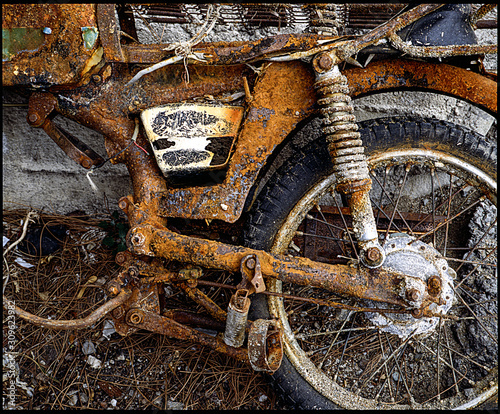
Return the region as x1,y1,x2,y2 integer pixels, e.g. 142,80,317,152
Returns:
268,149,497,409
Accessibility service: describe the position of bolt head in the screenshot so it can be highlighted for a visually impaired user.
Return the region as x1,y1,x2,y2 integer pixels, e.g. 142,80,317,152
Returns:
246,258,256,269
411,308,423,319
28,113,39,124
318,54,333,71
115,251,127,265
81,158,93,169
406,288,420,302
128,310,144,325
118,198,128,210
128,266,139,278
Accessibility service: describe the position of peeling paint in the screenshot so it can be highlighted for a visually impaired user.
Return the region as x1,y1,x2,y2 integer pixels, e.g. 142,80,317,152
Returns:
81,26,98,50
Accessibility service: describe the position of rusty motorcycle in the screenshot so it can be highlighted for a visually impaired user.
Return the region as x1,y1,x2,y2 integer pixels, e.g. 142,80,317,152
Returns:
2,3,497,409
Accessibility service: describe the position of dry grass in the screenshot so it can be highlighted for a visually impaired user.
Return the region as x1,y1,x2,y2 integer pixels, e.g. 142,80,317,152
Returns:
3,208,285,410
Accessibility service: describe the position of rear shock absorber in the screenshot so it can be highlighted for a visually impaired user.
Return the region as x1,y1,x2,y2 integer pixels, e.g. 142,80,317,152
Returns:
313,53,385,268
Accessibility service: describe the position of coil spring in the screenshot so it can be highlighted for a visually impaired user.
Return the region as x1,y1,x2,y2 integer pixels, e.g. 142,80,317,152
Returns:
314,67,370,185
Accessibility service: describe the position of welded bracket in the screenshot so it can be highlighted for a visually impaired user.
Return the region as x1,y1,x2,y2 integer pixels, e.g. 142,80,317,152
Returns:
238,254,266,294
27,92,105,169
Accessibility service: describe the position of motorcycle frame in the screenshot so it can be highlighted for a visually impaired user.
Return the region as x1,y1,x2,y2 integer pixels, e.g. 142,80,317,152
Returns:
3,4,497,366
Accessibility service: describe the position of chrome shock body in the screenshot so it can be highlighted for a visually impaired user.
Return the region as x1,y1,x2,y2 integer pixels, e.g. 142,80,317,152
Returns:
313,59,385,268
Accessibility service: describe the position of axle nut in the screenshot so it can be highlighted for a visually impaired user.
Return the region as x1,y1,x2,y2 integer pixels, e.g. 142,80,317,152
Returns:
428,275,441,289
131,232,145,247
366,247,381,262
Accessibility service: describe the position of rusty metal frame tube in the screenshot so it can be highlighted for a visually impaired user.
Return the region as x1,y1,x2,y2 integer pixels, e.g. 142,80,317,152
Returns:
128,223,408,307
388,32,497,58
129,309,250,363
3,290,131,330
338,4,445,59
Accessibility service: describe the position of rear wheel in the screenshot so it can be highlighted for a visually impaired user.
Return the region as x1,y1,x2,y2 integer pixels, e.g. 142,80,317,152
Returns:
245,116,497,409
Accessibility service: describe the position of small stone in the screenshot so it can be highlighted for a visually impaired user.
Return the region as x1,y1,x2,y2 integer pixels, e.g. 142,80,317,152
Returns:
166,400,184,410
87,355,102,369
110,399,117,407
79,392,88,404
68,394,78,406
258,394,268,402
102,320,116,339
82,340,96,355
464,388,475,398
392,372,400,381
220,203,228,211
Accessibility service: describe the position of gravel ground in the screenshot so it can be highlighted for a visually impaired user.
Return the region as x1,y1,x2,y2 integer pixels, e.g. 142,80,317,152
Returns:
2,209,293,410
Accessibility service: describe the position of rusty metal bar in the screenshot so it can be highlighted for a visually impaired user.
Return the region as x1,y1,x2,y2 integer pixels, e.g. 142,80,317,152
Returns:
338,4,445,60
40,119,105,169
96,4,124,62
162,309,226,331
128,222,409,308
3,290,131,330
388,33,497,59
179,282,229,323
346,59,497,114
471,4,497,26
196,280,410,316
126,308,250,363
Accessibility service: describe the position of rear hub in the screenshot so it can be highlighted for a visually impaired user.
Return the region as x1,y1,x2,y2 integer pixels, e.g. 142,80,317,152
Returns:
366,233,456,338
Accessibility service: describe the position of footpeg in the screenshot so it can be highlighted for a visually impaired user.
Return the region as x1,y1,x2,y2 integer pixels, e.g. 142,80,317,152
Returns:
223,289,251,348
247,319,283,373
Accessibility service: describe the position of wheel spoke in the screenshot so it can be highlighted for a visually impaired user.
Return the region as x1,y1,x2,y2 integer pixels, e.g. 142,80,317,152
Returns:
370,169,412,235
333,312,357,382
383,332,416,406
444,327,460,394
332,190,359,261
454,217,497,274
385,163,411,240
412,196,486,243
453,288,498,344
436,318,443,401
442,173,454,256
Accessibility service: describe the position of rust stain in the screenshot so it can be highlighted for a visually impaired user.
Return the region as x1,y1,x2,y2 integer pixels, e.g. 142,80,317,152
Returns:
129,222,410,308
155,61,317,222
2,4,100,86
345,59,497,114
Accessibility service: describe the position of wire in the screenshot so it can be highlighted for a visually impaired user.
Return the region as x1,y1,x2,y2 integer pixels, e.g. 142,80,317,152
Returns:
92,118,142,170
